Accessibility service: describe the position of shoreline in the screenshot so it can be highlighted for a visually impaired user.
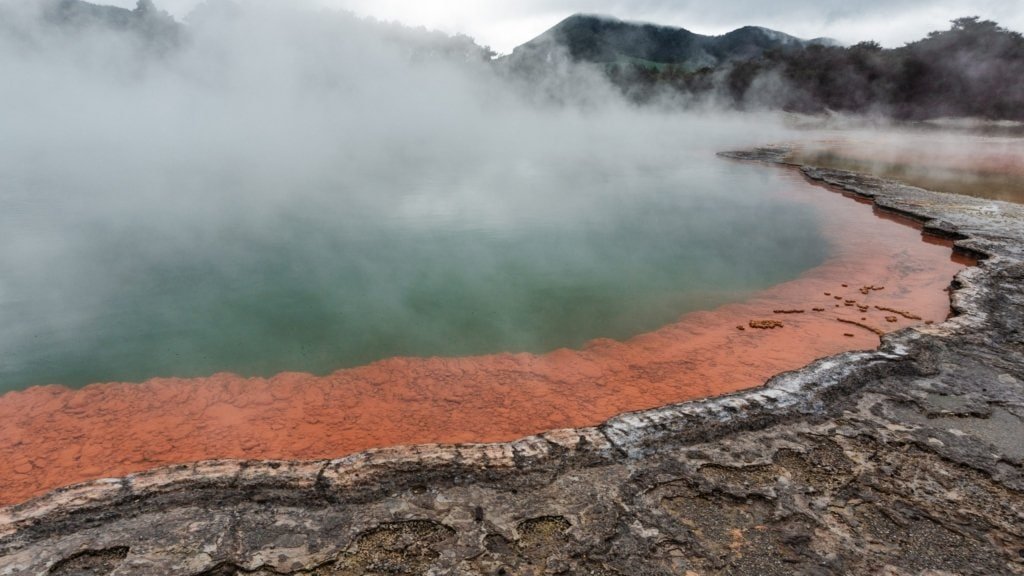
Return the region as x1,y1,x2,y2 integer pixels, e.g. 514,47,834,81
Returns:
2,150,1023,574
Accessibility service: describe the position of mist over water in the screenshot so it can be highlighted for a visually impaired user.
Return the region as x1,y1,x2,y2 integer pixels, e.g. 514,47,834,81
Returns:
0,1,828,392
788,127,1024,204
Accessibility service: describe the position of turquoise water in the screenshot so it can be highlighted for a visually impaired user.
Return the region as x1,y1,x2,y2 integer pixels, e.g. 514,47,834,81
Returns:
0,157,827,393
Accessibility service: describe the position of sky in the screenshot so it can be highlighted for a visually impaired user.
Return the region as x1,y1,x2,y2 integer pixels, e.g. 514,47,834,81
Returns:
99,0,1024,54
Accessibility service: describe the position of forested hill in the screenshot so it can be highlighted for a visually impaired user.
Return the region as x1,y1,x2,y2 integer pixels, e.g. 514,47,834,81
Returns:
593,17,1024,120
40,0,181,47
6,3,1023,121
508,14,835,71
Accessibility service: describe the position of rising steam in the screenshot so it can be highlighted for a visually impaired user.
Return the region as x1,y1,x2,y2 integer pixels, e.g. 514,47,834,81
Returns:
0,1,826,390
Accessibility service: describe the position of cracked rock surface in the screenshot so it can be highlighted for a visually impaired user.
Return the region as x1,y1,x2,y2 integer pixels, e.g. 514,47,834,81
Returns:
2,149,1023,575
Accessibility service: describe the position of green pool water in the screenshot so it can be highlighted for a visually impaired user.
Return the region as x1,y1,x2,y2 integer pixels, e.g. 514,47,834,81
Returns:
0,156,828,393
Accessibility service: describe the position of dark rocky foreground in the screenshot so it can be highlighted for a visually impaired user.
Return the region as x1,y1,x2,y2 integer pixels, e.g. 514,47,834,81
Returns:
2,149,1023,576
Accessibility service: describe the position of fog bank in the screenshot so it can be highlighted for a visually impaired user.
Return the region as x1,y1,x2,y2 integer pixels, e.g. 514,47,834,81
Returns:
0,1,814,388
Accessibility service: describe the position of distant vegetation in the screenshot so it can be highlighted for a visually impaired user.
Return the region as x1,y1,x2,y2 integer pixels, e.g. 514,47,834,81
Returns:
12,0,496,63
8,3,1024,121
41,0,181,50
566,16,1024,121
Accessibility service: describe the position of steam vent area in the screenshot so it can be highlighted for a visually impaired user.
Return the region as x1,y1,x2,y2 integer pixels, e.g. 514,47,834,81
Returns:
0,155,975,508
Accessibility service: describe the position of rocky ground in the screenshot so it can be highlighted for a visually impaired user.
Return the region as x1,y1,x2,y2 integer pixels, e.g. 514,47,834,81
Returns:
1,149,1023,576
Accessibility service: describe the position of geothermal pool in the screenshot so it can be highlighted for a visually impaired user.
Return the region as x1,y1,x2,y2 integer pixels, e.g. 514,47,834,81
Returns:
0,153,971,506
0,157,829,394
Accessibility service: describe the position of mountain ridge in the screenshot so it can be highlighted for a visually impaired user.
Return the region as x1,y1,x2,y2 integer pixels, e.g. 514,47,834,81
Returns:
508,13,837,70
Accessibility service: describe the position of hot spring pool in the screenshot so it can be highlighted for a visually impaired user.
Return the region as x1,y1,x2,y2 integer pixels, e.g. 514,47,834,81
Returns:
0,158,828,393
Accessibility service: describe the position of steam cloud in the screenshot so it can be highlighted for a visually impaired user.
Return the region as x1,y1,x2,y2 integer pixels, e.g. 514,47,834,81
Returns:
0,1,819,390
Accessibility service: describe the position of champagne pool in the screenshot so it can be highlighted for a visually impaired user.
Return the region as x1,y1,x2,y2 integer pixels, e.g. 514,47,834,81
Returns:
0,156,829,393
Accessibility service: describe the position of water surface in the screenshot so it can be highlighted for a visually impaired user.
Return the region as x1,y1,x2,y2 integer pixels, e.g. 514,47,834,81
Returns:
0,157,827,392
